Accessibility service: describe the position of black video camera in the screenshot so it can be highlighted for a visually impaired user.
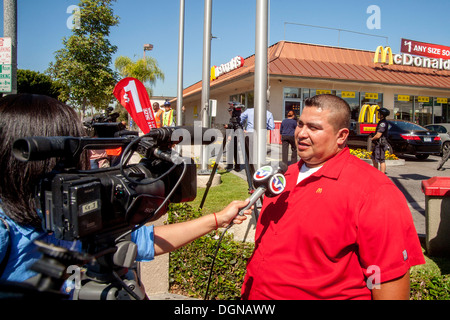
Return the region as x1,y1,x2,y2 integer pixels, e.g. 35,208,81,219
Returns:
11,127,207,244
227,102,243,130
83,107,124,138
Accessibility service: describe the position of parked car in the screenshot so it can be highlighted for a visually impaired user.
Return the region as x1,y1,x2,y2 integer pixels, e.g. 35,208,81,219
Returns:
424,123,450,155
348,120,441,160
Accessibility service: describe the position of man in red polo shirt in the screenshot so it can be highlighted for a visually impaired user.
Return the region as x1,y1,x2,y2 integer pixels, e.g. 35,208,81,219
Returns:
241,94,425,300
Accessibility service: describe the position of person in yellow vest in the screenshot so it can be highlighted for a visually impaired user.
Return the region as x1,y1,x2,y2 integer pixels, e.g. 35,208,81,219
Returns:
162,101,176,127
152,102,163,128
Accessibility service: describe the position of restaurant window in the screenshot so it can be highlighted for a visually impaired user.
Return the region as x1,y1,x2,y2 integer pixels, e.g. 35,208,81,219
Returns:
360,92,383,108
337,91,360,121
394,94,413,121
284,87,301,99
283,87,302,118
415,96,433,126
434,98,450,124
229,91,254,109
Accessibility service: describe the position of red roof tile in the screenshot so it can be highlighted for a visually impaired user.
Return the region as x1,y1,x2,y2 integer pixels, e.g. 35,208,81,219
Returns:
182,41,450,98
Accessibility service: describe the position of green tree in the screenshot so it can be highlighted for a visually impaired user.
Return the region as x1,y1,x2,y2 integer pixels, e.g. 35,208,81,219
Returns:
114,56,164,97
17,69,66,100
47,0,119,118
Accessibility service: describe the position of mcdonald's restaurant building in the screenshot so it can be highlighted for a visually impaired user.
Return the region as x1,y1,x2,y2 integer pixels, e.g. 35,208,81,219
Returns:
177,40,450,142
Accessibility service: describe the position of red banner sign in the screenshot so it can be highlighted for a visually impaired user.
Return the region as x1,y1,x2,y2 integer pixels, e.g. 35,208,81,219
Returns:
401,38,450,60
113,77,157,134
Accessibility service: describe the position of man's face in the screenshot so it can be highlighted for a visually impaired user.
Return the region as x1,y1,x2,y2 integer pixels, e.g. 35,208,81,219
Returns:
295,107,348,168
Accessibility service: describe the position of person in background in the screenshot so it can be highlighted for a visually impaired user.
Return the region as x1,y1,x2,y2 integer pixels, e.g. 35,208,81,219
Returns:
181,105,186,126
0,94,251,293
162,101,176,127
224,101,243,172
240,106,275,177
240,107,275,133
153,102,163,128
370,108,391,174
241,94,425,300
280,110,298,166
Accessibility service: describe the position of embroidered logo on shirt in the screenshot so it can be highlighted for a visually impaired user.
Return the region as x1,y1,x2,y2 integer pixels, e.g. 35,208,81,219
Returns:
316,188,323,194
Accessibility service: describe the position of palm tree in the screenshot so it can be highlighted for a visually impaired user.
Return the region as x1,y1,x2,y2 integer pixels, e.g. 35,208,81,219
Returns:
114,56,164,97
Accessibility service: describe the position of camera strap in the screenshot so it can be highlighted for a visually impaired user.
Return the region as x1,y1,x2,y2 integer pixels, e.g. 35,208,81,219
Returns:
0,216,12,279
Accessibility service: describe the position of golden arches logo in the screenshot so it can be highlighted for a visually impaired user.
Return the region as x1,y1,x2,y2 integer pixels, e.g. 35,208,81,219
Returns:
358,104,380,123
374,46,393,65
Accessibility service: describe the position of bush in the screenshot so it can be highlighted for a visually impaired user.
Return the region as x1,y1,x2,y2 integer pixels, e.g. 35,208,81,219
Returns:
349,148,399,160
167,203,254,300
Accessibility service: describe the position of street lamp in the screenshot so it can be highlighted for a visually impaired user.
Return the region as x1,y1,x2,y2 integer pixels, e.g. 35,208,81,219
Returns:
143,44,153,58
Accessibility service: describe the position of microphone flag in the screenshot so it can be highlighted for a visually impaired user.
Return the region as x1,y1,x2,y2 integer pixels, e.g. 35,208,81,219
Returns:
113,77,157,134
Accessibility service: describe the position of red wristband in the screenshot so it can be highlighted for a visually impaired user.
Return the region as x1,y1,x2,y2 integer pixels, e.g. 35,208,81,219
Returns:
213,213,219,230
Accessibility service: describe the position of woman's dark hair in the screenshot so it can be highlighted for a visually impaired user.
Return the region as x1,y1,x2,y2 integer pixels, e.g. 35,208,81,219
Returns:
0,94,88,228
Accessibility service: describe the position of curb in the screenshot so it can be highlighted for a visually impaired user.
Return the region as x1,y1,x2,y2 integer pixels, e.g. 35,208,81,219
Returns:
359,158,406,166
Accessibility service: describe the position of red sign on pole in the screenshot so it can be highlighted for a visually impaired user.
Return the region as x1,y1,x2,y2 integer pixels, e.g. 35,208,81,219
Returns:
113,77,157,134
401,38,450,60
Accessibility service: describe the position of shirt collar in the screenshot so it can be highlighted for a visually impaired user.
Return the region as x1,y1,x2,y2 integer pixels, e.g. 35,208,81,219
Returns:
288,147,350,181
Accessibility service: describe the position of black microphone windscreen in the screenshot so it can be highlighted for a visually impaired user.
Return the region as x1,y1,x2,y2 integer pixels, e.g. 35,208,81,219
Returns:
277,162,289,174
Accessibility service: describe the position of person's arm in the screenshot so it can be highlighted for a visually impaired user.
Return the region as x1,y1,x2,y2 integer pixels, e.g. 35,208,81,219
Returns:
371,132,382,141
240,111,248,125
267,112,275,130
372,271,411,300
153,199,250,255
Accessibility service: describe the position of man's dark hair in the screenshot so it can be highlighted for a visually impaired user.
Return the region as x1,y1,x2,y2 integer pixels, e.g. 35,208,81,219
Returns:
304,94,351,132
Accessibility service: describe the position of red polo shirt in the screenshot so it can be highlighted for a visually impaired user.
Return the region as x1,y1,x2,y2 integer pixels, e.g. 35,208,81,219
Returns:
241,148,425,300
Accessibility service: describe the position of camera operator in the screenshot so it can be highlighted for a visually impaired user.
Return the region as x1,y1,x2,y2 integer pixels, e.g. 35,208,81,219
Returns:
0,94,251,290
224,101,243,172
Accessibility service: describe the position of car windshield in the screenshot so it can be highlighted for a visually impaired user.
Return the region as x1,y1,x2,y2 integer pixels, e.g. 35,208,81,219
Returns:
389,121,426,131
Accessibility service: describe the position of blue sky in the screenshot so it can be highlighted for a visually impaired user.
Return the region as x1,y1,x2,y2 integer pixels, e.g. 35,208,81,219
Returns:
1,0,450,97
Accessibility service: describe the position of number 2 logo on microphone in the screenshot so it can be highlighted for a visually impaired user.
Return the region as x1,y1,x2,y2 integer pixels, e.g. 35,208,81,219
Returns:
254,166,273,181
269,174,286,195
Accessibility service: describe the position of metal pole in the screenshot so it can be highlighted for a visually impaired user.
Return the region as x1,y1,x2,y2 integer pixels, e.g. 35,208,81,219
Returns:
200,0,212,172
177,0,185,126
3,0,17,94
254,0,269,169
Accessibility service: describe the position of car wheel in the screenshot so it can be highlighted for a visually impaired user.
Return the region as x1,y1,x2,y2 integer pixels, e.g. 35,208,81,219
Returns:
442,141,450,156
416,154,429,160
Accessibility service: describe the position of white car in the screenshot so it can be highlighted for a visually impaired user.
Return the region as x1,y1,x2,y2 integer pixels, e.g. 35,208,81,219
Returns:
425,123,450,155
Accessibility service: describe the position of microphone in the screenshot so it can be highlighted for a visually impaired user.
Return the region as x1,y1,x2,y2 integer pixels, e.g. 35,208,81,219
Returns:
237,164,287,216
252,162,288,188
146,126,217,145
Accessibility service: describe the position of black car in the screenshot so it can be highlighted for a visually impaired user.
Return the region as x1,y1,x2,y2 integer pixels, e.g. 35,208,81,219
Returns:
348,120,441,160
424,123,450,155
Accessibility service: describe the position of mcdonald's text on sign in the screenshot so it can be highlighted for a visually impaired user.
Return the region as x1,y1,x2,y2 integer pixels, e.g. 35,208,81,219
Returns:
211,56,244,81
374,45,450,71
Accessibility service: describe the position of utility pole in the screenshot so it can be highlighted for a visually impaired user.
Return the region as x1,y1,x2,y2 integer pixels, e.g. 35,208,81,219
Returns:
254,0,269,169
177,0,185,127
3,0,17,94
199,0,212,172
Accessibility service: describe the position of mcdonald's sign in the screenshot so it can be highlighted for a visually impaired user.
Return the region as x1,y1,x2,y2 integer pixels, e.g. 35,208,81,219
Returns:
374,46,393,65
211,56,244,81
358,104,380,134
374,45,450,70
